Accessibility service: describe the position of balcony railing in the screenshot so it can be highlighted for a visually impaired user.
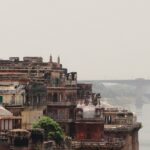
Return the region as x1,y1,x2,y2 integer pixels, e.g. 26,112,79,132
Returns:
65,80,77,86
104,122,142,132
47,113,73,122
75,117,104,122
72,138,125,149
47,101,76,106
115,118,134,125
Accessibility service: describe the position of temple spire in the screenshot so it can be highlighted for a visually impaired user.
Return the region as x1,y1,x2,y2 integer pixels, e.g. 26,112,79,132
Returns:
57,56,60,64
50,54,52,63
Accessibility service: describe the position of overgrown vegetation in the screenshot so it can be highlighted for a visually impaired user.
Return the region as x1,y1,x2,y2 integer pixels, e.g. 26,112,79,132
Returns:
33,116,64,144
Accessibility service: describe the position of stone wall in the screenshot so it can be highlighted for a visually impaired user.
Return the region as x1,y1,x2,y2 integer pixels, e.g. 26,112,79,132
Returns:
21,109,44,129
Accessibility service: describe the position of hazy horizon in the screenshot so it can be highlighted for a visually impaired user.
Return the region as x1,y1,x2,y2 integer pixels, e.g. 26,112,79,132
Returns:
0,0,150,80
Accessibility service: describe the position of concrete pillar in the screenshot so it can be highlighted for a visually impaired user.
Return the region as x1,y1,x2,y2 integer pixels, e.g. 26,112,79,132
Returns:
37,95,39,104
31,95,33,106
22,94,25,105
60,93,62,102
52,93,54,102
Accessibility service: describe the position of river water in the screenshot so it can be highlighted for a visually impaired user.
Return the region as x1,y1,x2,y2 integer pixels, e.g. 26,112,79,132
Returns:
138,104,150,150
82,80,150,150
116,102,150,150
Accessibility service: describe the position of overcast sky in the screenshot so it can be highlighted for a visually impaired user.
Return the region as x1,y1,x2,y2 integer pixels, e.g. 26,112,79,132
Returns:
0,0,150,80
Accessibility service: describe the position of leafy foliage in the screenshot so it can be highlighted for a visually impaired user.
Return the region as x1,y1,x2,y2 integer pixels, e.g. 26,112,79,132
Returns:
33,116,64,144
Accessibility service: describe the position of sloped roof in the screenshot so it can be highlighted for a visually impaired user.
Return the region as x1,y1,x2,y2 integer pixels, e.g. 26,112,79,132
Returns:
0,105,13,116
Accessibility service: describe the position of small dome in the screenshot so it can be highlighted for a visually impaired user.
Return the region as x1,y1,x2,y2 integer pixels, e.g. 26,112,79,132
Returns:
100,101,114,108
83,104,95,118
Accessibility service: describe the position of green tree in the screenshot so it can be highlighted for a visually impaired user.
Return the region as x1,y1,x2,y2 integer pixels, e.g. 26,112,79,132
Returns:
33,116,64,144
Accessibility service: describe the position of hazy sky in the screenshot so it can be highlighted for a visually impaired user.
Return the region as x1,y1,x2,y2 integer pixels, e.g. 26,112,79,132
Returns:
0,0,150,80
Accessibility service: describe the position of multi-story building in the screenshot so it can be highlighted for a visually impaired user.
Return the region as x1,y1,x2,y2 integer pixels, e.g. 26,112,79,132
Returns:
0,56,79,135
74,95,141,150
0,56,141,150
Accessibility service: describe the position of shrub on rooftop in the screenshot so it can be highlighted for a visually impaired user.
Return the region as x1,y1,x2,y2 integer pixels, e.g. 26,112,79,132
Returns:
33,116,64,145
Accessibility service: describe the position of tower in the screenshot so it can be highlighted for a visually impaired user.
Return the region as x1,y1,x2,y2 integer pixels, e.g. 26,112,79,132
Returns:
50,54,52,63
57,56,60,64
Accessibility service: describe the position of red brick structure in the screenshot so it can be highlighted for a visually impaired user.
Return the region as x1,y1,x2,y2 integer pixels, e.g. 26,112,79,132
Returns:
75,120,104,141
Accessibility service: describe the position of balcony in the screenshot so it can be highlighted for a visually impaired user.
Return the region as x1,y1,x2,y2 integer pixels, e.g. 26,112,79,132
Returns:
115,118,134,125
104,122,142,132
72,138,125,149
47,101,76,106
47,113,73,123
75,117,104,123
3,102,24,108
65,80,77,86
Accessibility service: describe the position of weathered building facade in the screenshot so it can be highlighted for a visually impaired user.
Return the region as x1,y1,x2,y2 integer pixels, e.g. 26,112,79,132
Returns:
0,56,141,150
0,56,78,135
